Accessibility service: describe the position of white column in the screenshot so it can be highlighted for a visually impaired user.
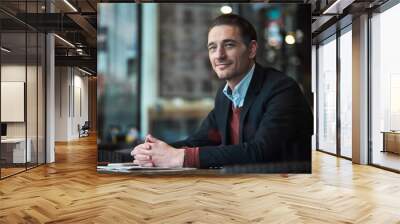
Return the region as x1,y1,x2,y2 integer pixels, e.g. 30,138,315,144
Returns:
46,32,55,163
352,14,369,164
45,1,56,163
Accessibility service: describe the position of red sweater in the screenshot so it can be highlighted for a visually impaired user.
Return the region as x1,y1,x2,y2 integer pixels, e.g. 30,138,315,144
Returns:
183,107,241,168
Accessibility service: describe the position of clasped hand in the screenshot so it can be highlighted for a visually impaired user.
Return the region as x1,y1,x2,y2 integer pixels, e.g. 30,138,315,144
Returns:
130,134,185,168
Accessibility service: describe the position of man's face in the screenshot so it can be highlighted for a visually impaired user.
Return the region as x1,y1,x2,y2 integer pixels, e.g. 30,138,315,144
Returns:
207,25,257,82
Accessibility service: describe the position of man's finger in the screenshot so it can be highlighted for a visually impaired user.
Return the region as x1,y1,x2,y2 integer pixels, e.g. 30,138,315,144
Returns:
137,143,152,150
131,144,152,156
134,154,152,161
132,148,153,156
147,134,161,143
132,143,151,153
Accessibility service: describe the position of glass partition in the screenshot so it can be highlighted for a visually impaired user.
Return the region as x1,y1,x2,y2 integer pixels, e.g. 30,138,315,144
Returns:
0,1,46,179
371,3,400,171
339,28,352,158
317,36,337,155
1,31,28,177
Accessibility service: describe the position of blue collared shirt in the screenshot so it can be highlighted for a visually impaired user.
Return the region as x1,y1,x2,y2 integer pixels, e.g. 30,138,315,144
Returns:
223,64,255,108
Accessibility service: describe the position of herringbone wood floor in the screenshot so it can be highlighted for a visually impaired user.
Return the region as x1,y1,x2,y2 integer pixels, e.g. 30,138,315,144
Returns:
1,135,400,223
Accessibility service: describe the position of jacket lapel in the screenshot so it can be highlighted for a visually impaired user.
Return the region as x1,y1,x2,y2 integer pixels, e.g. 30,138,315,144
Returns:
239,64,264,143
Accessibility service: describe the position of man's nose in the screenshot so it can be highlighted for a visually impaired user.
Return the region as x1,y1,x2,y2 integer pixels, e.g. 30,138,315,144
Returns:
216,46,226,59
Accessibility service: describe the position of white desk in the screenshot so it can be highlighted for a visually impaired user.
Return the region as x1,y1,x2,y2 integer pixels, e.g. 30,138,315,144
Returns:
1,138,31,163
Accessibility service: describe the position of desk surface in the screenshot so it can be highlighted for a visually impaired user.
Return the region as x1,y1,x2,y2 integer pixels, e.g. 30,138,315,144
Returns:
97,167,220,175
381,131,400,134
97,162,311,175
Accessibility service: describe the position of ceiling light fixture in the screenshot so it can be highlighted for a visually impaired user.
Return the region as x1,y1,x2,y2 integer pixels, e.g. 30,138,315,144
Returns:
322,0,354,15
78,67,93,76
220,6,232,14
76,48,84,55
1,47,11,53
63,0,78,12
54,34,75,48
285,34,296,45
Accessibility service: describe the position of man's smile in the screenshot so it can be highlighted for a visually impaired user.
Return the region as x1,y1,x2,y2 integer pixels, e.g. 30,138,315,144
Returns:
216,63,232,69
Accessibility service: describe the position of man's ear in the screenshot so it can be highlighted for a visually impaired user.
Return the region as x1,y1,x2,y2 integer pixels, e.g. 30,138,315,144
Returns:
248,40,258,59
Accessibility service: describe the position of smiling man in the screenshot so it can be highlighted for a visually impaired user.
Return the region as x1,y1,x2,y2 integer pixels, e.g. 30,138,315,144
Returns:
131,14,313,169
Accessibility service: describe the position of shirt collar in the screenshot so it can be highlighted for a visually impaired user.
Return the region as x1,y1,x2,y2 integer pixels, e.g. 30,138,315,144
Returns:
223,64,255,108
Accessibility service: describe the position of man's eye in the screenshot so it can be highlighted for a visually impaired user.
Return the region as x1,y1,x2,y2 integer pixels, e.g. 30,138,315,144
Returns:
225,43,235,48
208,46,216,51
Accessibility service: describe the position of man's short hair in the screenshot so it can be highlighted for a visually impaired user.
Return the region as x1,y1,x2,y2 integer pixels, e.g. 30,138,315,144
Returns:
208,14,257,46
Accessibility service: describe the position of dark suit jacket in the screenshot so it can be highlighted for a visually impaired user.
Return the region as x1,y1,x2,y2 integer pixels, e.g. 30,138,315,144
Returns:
171,64,313,169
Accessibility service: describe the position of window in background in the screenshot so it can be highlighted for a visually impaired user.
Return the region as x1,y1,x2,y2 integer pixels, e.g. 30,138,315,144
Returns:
97,4,140,162
154,4,226,143
159,4,223,99
317,36,337,155
339,27,352,158
371,3,400,171
241,4,312,104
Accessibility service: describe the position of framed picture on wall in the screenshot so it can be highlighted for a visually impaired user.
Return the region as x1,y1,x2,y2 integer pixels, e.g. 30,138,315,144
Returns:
1,81,25,122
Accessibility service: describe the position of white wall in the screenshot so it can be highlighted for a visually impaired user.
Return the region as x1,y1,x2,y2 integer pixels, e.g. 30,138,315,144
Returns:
1,65,26,81
72,72,89,138
54,67,89,141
